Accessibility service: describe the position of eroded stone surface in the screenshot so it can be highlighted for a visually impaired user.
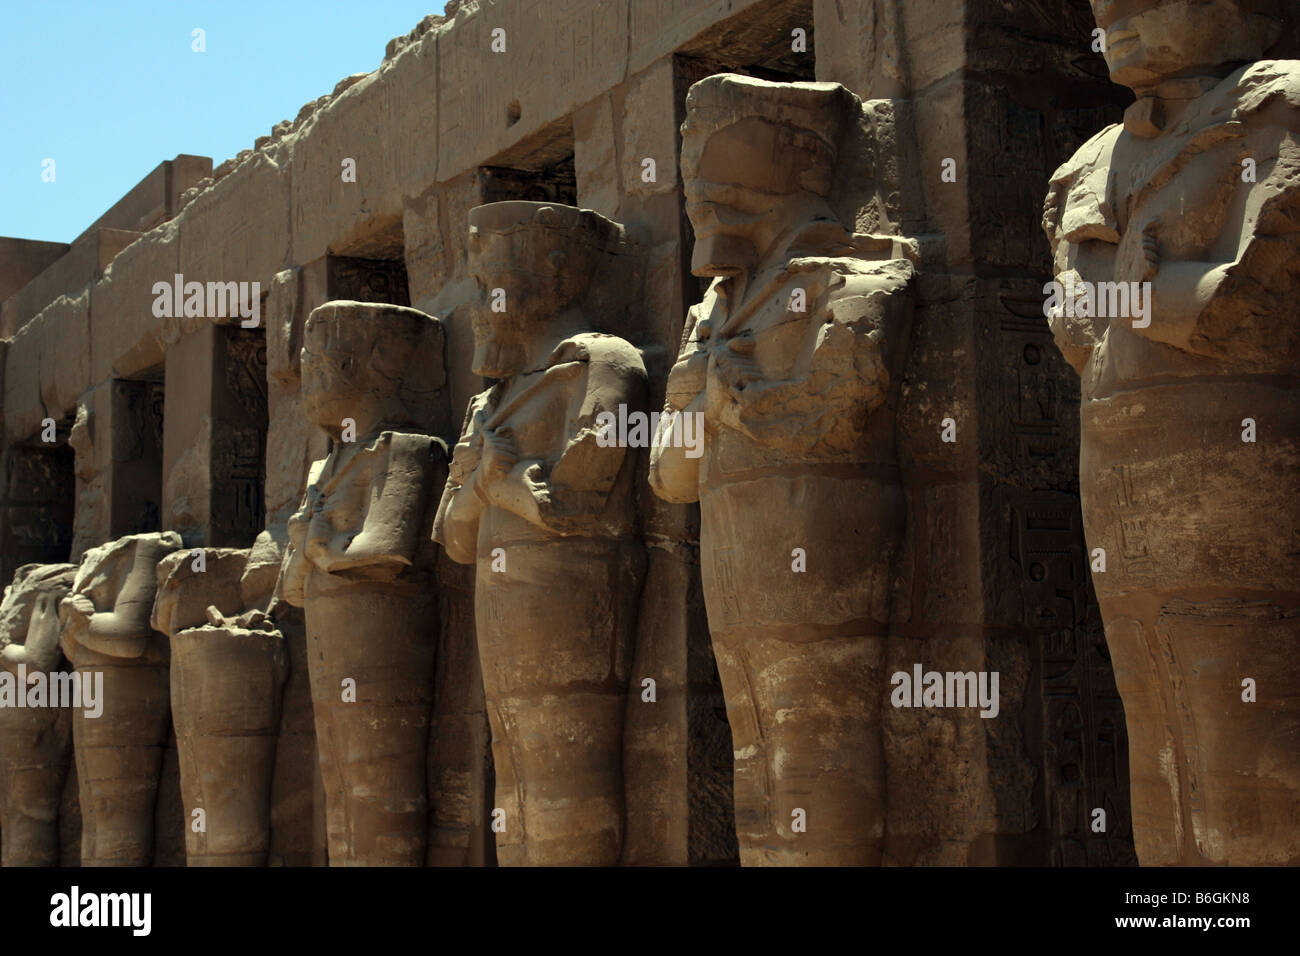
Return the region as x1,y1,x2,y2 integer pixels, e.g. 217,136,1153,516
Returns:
0,563,77,866
649,74,918,865
279,300,446,866
58,531,182,866
1044,0,1300,866
152,547,289,865
435,201,647,865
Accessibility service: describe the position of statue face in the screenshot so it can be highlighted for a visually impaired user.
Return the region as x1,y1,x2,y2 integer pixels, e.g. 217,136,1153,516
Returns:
682,117,827,276
469,230,534,379
1092,0,1275,90
468,227,592,377
300,316,367,432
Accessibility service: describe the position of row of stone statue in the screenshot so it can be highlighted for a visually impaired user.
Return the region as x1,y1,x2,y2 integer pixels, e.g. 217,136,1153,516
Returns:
3,5,1299,865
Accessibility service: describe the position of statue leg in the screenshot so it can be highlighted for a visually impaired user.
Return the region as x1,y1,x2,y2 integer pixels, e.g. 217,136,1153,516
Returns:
713,628,885,865
1102,611,1184,864
699,473,899,865
1083,385,1300,865
75,659,171,866
305,588,437,865
171,629,288,865
475,540,643,864
1106,596,1300,865
0,704,72,866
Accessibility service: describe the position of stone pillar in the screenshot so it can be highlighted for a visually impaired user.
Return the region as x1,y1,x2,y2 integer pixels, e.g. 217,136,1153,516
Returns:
1044,0,1300,866
396,203,502,865
814,0,1136,864
573,53,738,867
68,378,165,562
435,202,648,865
264,256,416,866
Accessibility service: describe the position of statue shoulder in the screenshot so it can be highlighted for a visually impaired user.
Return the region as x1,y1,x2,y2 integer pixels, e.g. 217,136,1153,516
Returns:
1230,59,1300,118
1048,123,1122,188
1044,123,1123,250
831,253,916,295
785,251,914,316
550,333,647,380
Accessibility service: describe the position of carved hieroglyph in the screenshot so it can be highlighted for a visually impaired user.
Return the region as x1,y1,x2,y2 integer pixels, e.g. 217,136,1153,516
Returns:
0,563,77,865
1044,0,1300,865
58,531,183,866
435,201,647,865
153,547,287,865
279,300,446,866
649,75,917,865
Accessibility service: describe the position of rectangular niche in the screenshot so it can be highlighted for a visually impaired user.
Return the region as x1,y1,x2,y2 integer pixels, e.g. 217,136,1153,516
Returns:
477,114,578,209
675,0,815,81
0,415,76,583
210,324,268,547
479,154,577,207
111,374,164,537
325,255,410,306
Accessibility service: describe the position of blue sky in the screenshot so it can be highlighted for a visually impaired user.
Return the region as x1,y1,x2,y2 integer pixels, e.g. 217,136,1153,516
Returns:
1,0,441,243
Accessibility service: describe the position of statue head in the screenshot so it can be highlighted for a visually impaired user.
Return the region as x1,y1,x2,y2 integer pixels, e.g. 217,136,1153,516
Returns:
300,301,444,439
467,201,627,378
1090,0,1283,91
680,74,856,277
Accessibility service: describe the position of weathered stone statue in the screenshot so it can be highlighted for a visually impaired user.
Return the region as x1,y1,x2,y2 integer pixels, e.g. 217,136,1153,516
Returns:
59,531,183,866
649,75,917,865
0,563,78,865
279,300,446,866
1043,0,1300,865
434,201,647,865
152,545,287,865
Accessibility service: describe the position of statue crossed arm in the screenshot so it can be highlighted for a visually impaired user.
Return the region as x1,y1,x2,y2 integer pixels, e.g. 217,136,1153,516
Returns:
650,250,912,504
437,335,645,559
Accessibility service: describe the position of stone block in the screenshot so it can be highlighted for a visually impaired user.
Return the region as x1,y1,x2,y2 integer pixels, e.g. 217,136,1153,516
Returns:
3,318,43,443
289,30,439,264
435,0,628,176
896,279,981,479
88,220,178,384
70,384,113,558
82,155,212,238
623,60,679,201
572,92,620,219
36,291,91,420
3,228,138,339
814,0,964,98
162,324,216,544
177,150,291,298
630,0,774,74
0,236,68,305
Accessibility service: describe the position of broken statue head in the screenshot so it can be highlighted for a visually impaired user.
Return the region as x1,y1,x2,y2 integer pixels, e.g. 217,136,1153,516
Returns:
467,201,630,379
